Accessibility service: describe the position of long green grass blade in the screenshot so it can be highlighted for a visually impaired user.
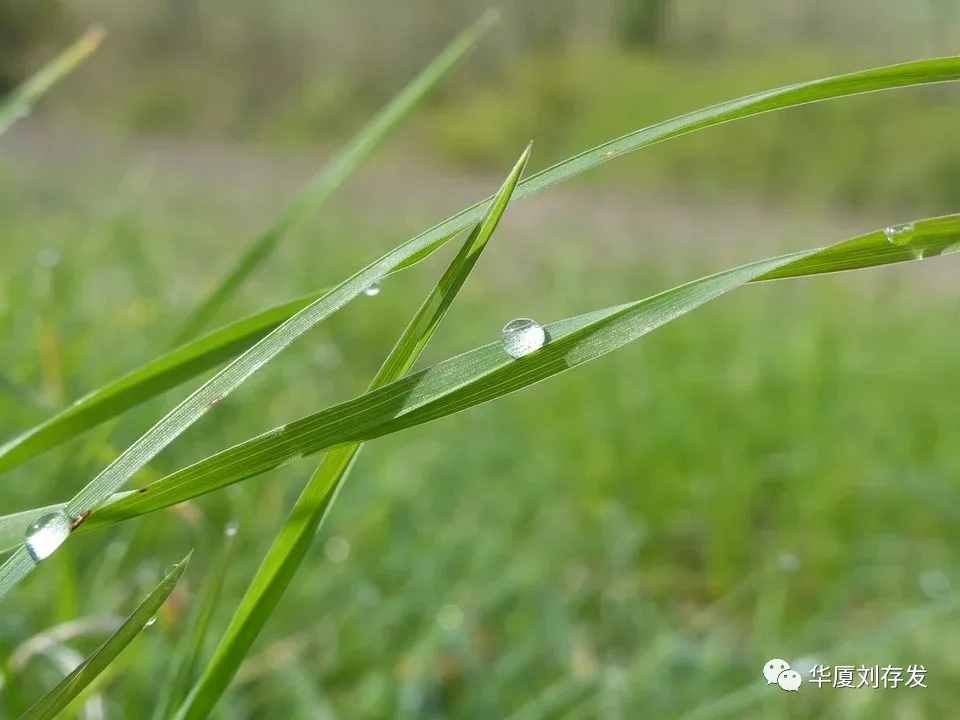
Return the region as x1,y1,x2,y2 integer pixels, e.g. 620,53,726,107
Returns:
3,56,959,596
0,234,454,475
80,215,959,531
3,56,958,479
0,27,104,137
17,552,190,720
174,11,497,343
0,292,322,474
1,215,957,555
174,144,531,720
152,529,236,720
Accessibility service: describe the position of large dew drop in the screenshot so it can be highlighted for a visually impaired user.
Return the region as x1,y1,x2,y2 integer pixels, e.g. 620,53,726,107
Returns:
24,511,72,562
363,281,382,297
502,318,546,358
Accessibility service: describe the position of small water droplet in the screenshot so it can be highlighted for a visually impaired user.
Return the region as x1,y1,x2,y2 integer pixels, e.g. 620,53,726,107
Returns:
144,616,157,628
224,521,239,537
883,222,925,257
324,535,350,563
882,222,959,259
24,511,72,562
884,222,915,244
363,282,381,297
502,318,546,358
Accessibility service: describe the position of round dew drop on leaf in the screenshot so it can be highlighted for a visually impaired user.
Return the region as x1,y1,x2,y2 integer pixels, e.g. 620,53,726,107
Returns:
24,511,72,562
363,281,382,297
501,318,546,359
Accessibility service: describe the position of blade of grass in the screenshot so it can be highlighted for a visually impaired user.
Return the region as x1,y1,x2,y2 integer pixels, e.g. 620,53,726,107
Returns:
1,215,957,552
175,144,531,719
3,57,960,596
151,526,237,720
174,10,498,343
0,232,455,475
0,27,104,137
74,215,957,531
3,56,959,479
17,552,190,720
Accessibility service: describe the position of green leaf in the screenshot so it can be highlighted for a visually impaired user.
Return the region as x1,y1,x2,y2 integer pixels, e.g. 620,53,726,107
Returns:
3,55,960,595
0,27,104,137
3,55,959,478
173,10,498,343
0,235,455,475
0,292,322,474
17,552,190,720
1,216,957,557
151,528,237,720
78,214,959,532
174,144,532,719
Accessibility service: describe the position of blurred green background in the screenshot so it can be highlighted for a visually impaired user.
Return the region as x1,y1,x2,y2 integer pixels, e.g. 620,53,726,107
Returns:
1,1,959,718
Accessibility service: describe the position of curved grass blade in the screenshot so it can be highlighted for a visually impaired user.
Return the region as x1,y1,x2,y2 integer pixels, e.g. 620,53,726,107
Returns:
17,552,190,720
0,233,455,476
1,216,957,552
0,27,104,137
174,144,532,720
3,57,960,595
174,10,498,343
75,214,958,531
0,292,321,474
3,56,959,478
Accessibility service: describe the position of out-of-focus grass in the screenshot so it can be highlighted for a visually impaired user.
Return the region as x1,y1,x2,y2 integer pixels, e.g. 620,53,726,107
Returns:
427,45,960,212
0,145,957,717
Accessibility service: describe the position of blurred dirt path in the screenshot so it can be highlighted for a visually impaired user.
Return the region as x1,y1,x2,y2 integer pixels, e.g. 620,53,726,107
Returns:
3,120,953,291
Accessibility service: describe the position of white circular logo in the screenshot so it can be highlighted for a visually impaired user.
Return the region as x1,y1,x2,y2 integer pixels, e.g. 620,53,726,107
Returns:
764,658,802,691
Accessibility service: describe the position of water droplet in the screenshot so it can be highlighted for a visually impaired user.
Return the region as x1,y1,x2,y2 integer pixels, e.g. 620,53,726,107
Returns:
224,521,239,537
883,222,959,259
501,318,546,358
24,511,72,562
324,535,350,563
363,282,381,297
883,222,915,245
144,616,157,628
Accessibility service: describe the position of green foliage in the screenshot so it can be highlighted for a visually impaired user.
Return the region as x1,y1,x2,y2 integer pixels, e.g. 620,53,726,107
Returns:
2,27,959,720
0,27,102,137
18,553,189,720
433,45,960,210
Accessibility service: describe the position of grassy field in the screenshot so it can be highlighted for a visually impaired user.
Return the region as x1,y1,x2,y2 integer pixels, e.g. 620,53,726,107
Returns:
1,106,959,718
